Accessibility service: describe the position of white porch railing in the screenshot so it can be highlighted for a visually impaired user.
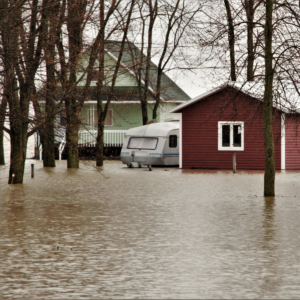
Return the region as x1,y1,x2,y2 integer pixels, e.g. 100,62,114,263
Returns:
58,136,66,160
78,130,127,147
35,130,126,161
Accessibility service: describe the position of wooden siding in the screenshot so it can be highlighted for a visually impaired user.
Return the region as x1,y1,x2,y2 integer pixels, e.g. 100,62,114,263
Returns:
180,88,282,170
285,115,300,170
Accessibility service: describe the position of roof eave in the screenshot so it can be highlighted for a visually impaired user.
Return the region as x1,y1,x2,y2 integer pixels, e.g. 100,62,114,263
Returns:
170,84,228,113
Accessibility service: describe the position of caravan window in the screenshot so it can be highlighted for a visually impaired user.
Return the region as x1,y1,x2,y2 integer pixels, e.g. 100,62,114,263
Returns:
128,137,158,150
169,135,177,148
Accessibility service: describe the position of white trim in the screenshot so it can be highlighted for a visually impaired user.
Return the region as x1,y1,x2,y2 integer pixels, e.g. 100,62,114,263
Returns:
218,121,244,151
179,113,182,168
169,82,290,114
84,100,185,104
170,85,225,113
281,113,286,170
38,100,185,104
87,105,113,127
105,109,113,127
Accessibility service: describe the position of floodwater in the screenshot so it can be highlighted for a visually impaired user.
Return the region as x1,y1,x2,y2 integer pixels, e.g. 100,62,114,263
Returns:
1,161,300,299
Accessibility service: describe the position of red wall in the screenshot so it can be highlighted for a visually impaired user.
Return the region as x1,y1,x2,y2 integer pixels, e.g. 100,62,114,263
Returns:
181,87,282,170
285,115,300,169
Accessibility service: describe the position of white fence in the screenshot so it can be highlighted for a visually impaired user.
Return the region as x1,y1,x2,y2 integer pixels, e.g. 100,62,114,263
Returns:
78,130,127,147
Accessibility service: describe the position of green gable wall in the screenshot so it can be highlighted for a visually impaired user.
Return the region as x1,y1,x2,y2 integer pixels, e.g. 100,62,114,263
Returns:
79,102,181,131
78,52,138,88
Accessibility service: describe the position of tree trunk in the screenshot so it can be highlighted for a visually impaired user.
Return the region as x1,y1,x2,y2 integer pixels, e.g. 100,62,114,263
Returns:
42,86,56,167
42,1,56,167
96,84,104,166
9,123,26,184
96,120,104,167
42,121,55,167
141,99,148,125
224,0,236,81
245,0,255,81
153,67,162,120
0,129,5,165
263,0,275,197
0,94,7,165
66,122,79,168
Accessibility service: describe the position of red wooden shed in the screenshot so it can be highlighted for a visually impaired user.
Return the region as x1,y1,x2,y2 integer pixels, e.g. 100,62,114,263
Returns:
170,83,300,170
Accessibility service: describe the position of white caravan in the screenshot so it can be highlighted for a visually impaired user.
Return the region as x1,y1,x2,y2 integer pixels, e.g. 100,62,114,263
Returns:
121,122,179,167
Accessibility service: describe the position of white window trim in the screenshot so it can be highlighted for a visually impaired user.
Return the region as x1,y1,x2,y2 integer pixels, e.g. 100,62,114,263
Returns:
179,113,182,168
281,113,285,170
218,121,244,151
87,105,113,127
105,109,113,127
87,105,97,127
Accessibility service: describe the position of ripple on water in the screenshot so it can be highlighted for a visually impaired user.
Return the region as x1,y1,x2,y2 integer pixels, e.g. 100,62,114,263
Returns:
1,161,300,298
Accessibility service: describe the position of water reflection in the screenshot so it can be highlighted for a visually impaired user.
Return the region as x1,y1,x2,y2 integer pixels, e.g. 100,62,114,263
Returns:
263,197,276,243
260,197,278,298
1,161,300,298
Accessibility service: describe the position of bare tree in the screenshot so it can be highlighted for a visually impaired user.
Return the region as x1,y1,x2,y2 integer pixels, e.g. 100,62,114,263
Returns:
41,0,61,167
96,2,135,166
53,0,136,168
126,0,203,124
0,0,47,183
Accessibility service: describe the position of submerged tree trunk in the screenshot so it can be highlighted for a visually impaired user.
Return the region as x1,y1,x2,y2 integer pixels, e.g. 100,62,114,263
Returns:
96,105,105,167
42,118,55,167
65,113,80,170
42,80,56,167
263,0,275,196
42,0,57,167
0,94,7,165
66,124,80,168
0,128,5,165
9,115,27,184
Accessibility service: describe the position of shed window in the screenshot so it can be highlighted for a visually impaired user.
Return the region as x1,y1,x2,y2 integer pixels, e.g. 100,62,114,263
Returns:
222,125,230,147
218,122,244,151
128,137,158,150
169,135,177,148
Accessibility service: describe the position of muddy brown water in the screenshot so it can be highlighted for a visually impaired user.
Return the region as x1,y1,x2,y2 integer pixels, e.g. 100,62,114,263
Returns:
1,160,300,298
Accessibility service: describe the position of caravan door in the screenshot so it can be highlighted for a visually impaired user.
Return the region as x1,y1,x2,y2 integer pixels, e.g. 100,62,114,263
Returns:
163,129,179,166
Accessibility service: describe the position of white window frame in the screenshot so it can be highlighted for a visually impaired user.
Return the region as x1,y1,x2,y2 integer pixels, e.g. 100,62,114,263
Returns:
104,109,113,127
218,121,244,151
87,106,113,127
87,106,97,128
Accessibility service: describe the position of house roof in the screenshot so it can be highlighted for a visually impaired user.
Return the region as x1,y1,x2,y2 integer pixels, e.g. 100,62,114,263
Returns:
170,81,300,114
103,41,191,102
126,121,179,137
38,41,190,104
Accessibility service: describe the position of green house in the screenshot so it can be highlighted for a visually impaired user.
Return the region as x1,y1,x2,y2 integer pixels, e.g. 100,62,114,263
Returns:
39,41,190,159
